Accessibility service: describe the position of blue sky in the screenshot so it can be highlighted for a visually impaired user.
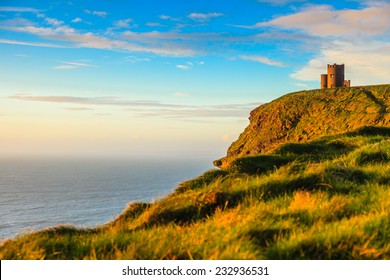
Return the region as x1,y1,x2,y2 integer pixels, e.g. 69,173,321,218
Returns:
1,0,390,159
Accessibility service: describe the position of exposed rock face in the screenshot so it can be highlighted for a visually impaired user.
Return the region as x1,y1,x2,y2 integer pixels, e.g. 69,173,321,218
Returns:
214,85,390,168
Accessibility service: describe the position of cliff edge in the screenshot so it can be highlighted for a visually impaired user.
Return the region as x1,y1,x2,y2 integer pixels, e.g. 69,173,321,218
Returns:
215,84,390,168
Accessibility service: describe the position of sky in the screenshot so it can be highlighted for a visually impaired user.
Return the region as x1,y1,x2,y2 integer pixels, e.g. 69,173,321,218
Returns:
1,0,390,160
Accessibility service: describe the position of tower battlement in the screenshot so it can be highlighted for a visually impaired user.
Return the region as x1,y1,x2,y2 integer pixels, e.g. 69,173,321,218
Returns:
320,63,351,89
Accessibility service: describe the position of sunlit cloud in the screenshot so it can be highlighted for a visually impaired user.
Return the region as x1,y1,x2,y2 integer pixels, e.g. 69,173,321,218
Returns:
253,3,390,38
290,40,390,85
240,55,285,67
237,2,390,85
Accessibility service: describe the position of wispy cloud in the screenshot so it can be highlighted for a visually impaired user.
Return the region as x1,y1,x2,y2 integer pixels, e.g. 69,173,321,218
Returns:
84,10,108,18
240,55,285,67
176,64,190,70
188,12,223,21
0,6,40,13
256,0,305,6
132,102,260,120
3,23,199,57
9,93,260,120
9,94,187,108
113,18,134,29
53,61,95,70
159,15,180,21
43,17,64,26
71,17,82,23
64,107,95,111
0,39,63,48
123,56,151,63
175,61,204,70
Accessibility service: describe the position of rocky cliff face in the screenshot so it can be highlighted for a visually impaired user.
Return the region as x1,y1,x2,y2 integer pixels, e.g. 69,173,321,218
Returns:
214,84,390,168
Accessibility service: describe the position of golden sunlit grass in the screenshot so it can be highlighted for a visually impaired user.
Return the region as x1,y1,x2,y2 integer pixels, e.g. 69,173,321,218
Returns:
1,126,389,259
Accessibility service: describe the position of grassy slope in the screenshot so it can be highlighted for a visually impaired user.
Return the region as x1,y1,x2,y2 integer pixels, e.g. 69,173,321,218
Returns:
215,85,390,168
1,126,389,260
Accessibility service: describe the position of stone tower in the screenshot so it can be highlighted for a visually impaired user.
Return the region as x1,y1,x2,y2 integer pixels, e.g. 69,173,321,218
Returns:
320,63,351,89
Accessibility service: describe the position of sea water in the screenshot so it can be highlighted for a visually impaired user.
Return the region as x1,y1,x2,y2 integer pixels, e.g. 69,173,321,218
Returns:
0,157,213,241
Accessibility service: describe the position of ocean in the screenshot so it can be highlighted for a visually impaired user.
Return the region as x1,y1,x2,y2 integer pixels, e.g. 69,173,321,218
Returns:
0,157,213,241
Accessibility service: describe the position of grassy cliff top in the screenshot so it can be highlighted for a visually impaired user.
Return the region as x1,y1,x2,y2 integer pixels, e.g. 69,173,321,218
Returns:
215,84,390,168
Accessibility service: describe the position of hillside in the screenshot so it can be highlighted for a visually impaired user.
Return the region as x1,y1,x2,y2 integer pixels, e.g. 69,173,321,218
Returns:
1,85,389,260
215,85,390,168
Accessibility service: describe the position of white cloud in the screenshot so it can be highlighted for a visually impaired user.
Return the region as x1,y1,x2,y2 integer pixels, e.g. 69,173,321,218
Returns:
159,15,180,21
113,18,134,29
254,3,390,38
123,56,151,63
188,12,223,21
71,17,82,23
44,17,64,26
291,40,390,85
53,61,95,70
146,22,163,27
240,55,285,67
176,64,190,70
159,15,172,20
0,6,40,13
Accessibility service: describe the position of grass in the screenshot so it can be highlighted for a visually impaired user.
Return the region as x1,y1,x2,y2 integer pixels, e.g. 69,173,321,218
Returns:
1,126,389,260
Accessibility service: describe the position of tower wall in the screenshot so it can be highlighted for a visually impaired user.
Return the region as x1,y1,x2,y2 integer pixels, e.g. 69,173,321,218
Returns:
320,74,328,89
335,64,345,87
327,64,337,88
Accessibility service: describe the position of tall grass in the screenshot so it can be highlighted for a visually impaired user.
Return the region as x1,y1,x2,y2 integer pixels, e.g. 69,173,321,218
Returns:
1,126,389,259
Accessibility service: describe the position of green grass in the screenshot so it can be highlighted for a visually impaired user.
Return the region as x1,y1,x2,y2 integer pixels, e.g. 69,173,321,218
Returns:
1,126,389,260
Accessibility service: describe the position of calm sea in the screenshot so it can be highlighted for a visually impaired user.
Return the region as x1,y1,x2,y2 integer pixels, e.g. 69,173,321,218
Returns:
0,157,213,241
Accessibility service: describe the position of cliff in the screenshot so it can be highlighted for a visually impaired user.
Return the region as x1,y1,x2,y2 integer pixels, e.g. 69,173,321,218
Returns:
215,85,390,168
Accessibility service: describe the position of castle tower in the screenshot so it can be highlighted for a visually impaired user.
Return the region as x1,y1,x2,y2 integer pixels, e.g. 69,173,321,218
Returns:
320,63,350,89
